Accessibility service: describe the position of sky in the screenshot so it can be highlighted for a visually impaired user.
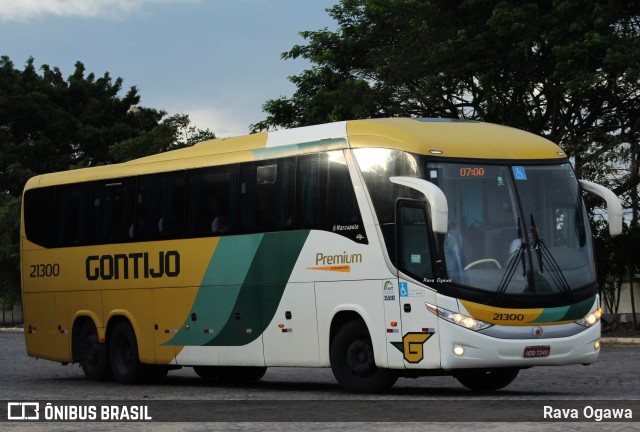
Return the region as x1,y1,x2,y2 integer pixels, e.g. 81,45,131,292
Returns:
0,0,337,137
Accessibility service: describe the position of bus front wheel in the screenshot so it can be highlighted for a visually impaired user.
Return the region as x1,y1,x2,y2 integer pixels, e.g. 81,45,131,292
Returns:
330,319,397,393
77,320,111,381
454,368,519,391
109,321,150,384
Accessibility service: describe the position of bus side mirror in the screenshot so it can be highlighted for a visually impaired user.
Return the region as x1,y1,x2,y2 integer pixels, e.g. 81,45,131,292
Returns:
579,180,623,237
390,176,448,235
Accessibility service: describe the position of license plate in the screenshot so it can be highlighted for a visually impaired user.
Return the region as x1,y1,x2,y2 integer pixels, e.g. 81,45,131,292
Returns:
523,345,550,358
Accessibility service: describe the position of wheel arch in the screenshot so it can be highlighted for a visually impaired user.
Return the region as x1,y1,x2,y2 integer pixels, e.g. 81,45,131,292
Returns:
105,308,157,364
105,312,136,345
107,314,153,384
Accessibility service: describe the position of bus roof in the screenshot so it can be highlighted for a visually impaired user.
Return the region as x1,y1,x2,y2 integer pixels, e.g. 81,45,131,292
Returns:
25,118,565,189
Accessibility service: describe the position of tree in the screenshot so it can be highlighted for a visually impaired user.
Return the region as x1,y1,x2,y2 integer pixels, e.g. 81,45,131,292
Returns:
110,113,215,162
0,194,20,315
0,57,167,195
0,279,19,325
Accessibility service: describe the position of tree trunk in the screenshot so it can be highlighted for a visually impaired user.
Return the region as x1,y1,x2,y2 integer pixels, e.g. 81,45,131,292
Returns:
631,268,638,331
615,274,623,313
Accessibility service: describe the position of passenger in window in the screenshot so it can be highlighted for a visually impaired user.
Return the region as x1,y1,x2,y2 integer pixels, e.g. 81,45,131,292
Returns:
212,215,229,233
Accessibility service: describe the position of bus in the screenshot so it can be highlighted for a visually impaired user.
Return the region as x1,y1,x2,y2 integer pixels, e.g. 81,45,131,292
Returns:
21,117,623,393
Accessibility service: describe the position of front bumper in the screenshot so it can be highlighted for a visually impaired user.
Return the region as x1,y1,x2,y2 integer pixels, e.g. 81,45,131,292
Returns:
439,319,601,369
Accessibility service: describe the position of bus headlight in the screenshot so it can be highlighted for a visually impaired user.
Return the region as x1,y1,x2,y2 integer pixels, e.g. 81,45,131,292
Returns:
575,307,602,328
426,303,492,331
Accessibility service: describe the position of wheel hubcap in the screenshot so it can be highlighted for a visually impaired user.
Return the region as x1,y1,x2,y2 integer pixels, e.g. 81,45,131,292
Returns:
346,339,374,375
115,336,133,373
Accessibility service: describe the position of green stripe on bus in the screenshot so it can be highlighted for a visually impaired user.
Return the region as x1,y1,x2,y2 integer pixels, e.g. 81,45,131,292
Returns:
531,296,595,323
166,230,310,347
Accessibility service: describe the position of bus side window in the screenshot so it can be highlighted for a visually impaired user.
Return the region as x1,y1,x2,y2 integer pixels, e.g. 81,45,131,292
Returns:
296,150,362,234
397,200,434,282
137,171,186,241
186,165,238,237
56,183,92,247
239,158,294,233
24,186,56,248
354,148,422,261
92,178,135,244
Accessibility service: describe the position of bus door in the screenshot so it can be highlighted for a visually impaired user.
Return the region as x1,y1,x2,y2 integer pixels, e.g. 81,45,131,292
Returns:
396,200,441,369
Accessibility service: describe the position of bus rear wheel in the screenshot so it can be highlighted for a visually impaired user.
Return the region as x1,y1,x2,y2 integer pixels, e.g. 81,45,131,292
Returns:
454,368,519,391
77,320,111,381
109,321,150,384
330,319,397,393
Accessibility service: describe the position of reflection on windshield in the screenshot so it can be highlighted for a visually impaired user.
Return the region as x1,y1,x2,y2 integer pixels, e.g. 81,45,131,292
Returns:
426,163,595,298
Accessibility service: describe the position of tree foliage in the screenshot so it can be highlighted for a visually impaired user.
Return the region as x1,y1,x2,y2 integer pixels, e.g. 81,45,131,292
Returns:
110,113,215,162
0,56,164,196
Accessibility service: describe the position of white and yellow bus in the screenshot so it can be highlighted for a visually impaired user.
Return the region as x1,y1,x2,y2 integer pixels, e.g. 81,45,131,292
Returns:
21,118,623,392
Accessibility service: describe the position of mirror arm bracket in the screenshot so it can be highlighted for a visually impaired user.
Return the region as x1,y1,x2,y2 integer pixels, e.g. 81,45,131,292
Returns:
579,179,623,237
390,176,448,234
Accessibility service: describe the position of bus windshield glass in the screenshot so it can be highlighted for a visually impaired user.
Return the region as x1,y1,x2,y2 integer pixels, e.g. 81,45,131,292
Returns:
425,162,595,302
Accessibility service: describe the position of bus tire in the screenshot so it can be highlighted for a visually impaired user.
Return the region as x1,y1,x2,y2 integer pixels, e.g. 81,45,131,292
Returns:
109,321,150,384
77,320,111,381
454,368,519,391
193,366,221,381
330,319,397,393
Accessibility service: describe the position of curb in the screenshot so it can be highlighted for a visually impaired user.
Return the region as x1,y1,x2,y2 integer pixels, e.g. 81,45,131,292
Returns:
1,327,639,344
601,337,640,345
0,327,24,333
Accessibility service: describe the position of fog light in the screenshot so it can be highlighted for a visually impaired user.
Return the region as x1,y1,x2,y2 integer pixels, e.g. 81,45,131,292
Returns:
594,340,601,351
453,344,465,357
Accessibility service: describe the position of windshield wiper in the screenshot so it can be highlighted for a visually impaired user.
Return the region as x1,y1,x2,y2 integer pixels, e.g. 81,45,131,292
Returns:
495,217,527,304
529,214,573,301
495,242,524,305
530,215,544,273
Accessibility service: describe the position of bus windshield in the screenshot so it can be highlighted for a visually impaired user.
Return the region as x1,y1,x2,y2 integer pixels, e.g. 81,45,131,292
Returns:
425,162,595,302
